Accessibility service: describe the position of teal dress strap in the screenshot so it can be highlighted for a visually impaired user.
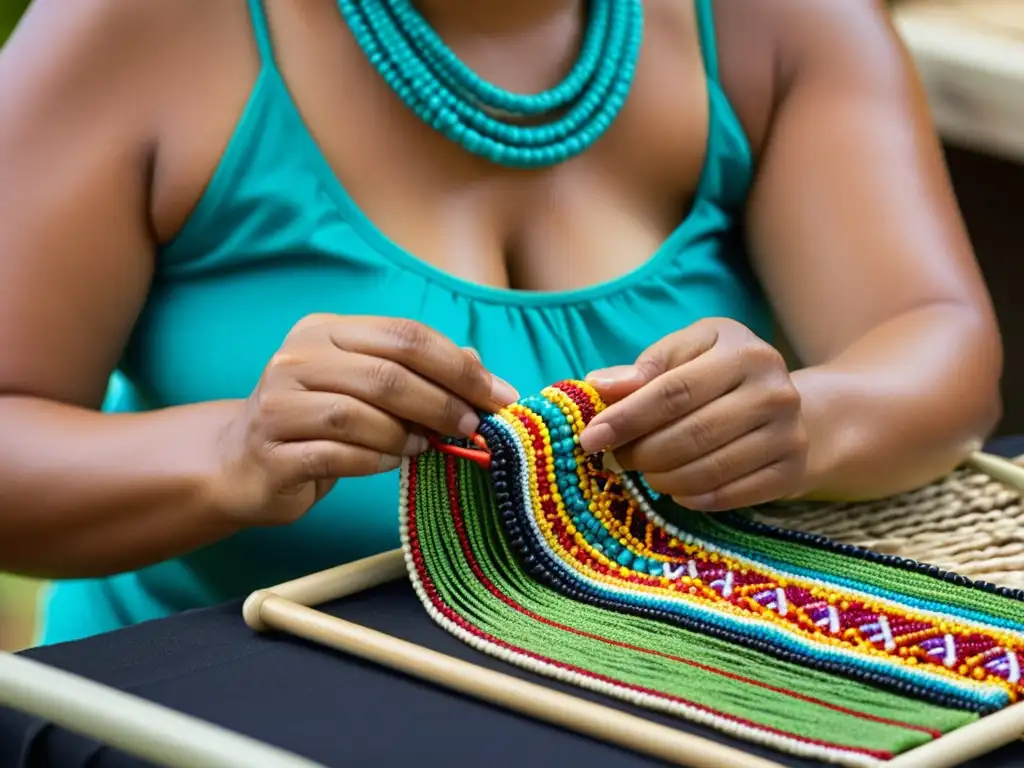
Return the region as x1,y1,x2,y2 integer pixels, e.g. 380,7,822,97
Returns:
247,0,276,64
693,0,720,82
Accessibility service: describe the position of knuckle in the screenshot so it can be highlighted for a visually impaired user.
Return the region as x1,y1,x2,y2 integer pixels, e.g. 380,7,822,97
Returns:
764,381,802,413
659,375,694,413
636,351,668,380
286,313,335,340
440,393,467,429
253,388,289,426
322,397,355,436
701,316,735,334
695,317,730,347
719,342,748,373
384,429,412,457
761,461,790,489
458,351,486,387
748,342,787,370
383,318,432,355
265,351,305,379
367,359,407,398
297,444,333,481
707,450,736,482
685,416,717,456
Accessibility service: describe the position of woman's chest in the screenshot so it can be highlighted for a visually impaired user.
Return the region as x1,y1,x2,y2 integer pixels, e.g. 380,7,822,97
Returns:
124,229,769,415
153,0,712,294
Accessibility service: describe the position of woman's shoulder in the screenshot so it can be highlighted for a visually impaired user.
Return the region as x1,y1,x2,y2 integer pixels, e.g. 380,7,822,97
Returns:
710,0,905,159
1,0,228,102
0,0,262,244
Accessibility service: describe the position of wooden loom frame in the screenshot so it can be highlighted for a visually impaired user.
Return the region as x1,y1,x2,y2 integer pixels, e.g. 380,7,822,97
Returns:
0,452,1019,767
243,450,1024,768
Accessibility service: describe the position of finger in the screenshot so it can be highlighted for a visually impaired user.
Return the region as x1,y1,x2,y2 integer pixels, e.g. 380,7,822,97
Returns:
326,318,518,412
579,350,743,454
581,365,647,404
260,390,426,457
615,391,771,473
642,425,791,498
670,457,807,512
269,440,404,488
293,350,485,438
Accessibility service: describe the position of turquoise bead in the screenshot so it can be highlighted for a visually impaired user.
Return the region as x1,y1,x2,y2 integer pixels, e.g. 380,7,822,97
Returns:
337,0,643,168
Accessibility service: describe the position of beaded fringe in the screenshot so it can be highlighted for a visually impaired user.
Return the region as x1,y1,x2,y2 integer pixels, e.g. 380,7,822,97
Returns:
400,381,1023,766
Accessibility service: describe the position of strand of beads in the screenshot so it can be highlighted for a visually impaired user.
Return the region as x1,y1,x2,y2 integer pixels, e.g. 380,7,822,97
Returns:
336,0,644,168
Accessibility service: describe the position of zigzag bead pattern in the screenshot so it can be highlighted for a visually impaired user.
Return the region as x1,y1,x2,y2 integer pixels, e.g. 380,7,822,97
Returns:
400,380,1024,766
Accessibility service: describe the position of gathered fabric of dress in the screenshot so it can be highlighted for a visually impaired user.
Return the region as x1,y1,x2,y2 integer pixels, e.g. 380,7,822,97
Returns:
39,0,771,645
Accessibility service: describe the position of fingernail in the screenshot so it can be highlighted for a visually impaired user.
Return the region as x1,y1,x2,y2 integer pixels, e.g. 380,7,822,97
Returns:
580,423,615,454
490,376,519,406
402,434,429,456
379,454,403,472
585,365,642,387
457,411,481,437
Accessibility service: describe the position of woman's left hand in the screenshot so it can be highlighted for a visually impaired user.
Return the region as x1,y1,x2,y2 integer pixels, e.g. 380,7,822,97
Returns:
580,318,809,511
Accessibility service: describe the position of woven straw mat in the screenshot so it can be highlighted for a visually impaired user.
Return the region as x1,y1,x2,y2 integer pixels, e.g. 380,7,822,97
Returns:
753,464,1024,591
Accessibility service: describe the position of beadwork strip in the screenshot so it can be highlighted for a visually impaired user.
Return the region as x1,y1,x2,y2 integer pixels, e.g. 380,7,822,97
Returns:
399,380,1024,765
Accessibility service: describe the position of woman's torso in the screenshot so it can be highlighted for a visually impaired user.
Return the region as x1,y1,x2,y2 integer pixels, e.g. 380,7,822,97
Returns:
40,0,777,644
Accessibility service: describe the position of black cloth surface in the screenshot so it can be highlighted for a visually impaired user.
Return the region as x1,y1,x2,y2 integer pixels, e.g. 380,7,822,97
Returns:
3,438,1024,768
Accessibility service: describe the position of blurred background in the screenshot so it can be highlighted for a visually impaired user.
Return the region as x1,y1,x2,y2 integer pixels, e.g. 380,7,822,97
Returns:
1,0,1023,651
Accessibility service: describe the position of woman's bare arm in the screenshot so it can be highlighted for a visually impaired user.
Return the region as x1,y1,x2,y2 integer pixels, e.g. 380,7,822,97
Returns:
744,0,1003,500
0,0,245,579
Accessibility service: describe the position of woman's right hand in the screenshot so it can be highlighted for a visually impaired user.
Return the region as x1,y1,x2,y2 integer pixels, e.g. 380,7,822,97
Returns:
210,314,519,526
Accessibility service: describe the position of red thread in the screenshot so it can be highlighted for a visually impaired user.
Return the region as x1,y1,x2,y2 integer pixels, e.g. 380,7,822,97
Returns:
427,431,492,470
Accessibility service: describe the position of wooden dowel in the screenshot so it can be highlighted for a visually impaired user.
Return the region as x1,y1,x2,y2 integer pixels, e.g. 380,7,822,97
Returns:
0,652,324,768
253,595,787,768
884,700,1024,768
966,450,1024,493
244,548,406,630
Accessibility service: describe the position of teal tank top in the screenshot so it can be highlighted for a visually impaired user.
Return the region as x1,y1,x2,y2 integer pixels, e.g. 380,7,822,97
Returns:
39,0,770,645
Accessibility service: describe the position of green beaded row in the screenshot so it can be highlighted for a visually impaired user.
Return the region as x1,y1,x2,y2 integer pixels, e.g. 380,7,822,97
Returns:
337,0,644,168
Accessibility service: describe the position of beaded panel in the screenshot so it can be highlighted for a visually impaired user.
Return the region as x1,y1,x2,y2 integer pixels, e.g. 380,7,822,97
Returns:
400,381,1024,766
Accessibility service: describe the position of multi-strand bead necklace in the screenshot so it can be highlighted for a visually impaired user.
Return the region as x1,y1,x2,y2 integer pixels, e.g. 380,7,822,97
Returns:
337,0,643,167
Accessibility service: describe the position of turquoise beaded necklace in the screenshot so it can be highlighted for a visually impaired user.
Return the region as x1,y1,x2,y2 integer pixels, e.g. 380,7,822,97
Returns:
337,0,644,168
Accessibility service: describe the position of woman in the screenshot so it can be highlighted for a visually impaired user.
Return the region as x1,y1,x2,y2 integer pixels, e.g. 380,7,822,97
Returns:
0,0,1002,646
